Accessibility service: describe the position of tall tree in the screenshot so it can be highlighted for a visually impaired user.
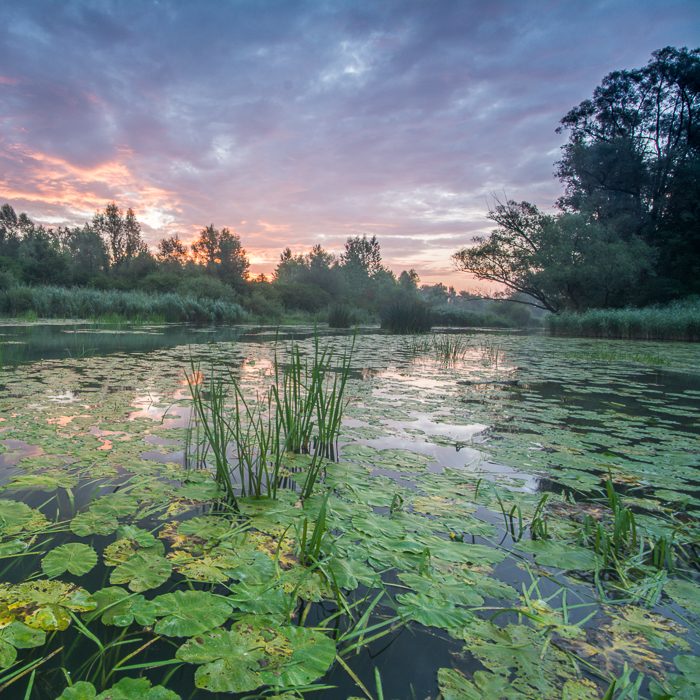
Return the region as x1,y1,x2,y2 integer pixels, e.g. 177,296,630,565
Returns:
92,203,147,268
191,225,249,286
452,200,654,311
340,235,383,277
156,234,189,266
556,46,700,297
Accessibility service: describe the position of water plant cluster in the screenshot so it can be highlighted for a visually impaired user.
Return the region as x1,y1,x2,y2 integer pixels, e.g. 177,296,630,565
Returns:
0,327,697,699
0,286,249,325
547,301,700,341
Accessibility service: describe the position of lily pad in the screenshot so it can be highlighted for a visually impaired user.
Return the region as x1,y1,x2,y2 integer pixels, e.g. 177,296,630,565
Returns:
0,580,96,630
42,543,97,577
110,552,172,592
176,619,335,693
152,590,233,637
83,587,158,627
0,620,45,668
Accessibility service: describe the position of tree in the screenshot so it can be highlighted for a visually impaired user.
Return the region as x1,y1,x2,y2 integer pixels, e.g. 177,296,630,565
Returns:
63,226,110,284
452,200,655,311
156,234,189,267
191,224,249,287
92,203,147,268
340,235,383,277
556,46,700,298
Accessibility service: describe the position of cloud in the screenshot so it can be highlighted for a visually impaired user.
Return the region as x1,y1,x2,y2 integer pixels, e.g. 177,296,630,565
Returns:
0,0,698,288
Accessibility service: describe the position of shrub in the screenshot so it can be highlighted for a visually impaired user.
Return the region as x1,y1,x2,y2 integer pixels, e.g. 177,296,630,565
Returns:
381,299,432,334
327,304,355,329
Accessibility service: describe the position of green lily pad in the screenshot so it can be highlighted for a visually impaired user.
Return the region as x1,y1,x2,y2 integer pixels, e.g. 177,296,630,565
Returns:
176,619,335,693
0,500,49,535
438,668,526,699
665,579,700,617
55,677,181,700
515,540,604,571
110,552,172,592
71,510,118,537
117,525,156,547
152,590,233,637
0,580,96,630
83,587,158,627
42,543,97,577
396,593,473,629
0,620,45,668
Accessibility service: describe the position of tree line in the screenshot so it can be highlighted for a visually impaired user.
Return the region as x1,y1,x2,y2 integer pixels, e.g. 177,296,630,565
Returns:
453,46,700,312
0,200,507,323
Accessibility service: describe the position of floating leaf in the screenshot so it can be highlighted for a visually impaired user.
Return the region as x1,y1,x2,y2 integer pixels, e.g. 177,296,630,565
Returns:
0,580,96,631
117,525,156,547
397,593,473,629
438,668,525,699
0,500,48,535
0,620,45,668
152,590,232,637
83,587,158,627
71,510,118,537
110,552,172,592
515,540,604,571
42,543,97,577
665,579,700,617
176,619,334,693
56,677,181,700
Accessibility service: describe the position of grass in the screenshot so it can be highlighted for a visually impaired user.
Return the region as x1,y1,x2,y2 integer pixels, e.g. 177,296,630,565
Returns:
327,304,354,329
547,299,700,341
0,285,248,324
380,299,432,334
188,328,355,505
407,333,471,361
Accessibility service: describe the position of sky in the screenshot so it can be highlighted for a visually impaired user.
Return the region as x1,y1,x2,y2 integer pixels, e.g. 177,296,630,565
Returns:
0,1,698,290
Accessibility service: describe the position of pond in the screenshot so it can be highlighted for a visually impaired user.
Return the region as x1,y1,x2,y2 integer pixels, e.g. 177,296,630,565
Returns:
0,323,698,700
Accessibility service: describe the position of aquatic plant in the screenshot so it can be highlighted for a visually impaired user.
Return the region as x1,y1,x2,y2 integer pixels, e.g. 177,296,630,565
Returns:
0,285,249,324
327,303,354,329
547,300,700,341
380,299,432,334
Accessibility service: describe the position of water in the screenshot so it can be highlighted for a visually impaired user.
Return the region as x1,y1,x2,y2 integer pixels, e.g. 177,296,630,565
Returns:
0,323,698,699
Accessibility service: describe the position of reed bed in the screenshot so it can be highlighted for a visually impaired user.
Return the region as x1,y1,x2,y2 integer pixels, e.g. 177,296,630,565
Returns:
547,301,700,341
188,330,354,505
0,285,248,324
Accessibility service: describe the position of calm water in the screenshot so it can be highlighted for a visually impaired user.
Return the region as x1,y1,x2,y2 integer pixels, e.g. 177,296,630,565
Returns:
0,322,698,699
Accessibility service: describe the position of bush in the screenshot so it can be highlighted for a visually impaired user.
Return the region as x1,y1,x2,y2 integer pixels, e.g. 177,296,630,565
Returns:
381,299,432,334
430,306,512,328
327,304,355,329
275,282,331,312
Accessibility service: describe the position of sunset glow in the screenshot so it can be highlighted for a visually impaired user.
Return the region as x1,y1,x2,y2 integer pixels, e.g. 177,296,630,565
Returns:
1,1,697,289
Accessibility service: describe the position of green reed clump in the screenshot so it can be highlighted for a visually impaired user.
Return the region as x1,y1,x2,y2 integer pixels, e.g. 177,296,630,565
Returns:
407,333,471,361
327,304,354,329
188,330,354,503
380,299,432,334
0,285,248,324
273,330,354,454
547,300,700,341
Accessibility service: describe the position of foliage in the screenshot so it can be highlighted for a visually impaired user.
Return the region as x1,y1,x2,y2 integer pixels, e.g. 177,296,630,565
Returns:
556,46,700,300
547,299,700,340
380,298,432,334
452,201,655,311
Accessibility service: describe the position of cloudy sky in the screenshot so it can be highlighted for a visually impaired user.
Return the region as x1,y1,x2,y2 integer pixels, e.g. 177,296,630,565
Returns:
1,1,698,288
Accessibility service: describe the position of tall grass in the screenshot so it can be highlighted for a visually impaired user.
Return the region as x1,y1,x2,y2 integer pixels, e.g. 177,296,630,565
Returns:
547,300,700,341
380,299,432,334
327,304,354,329
407,333,471,361
188,330,354,504
430,306,514,328
0,285,248,324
